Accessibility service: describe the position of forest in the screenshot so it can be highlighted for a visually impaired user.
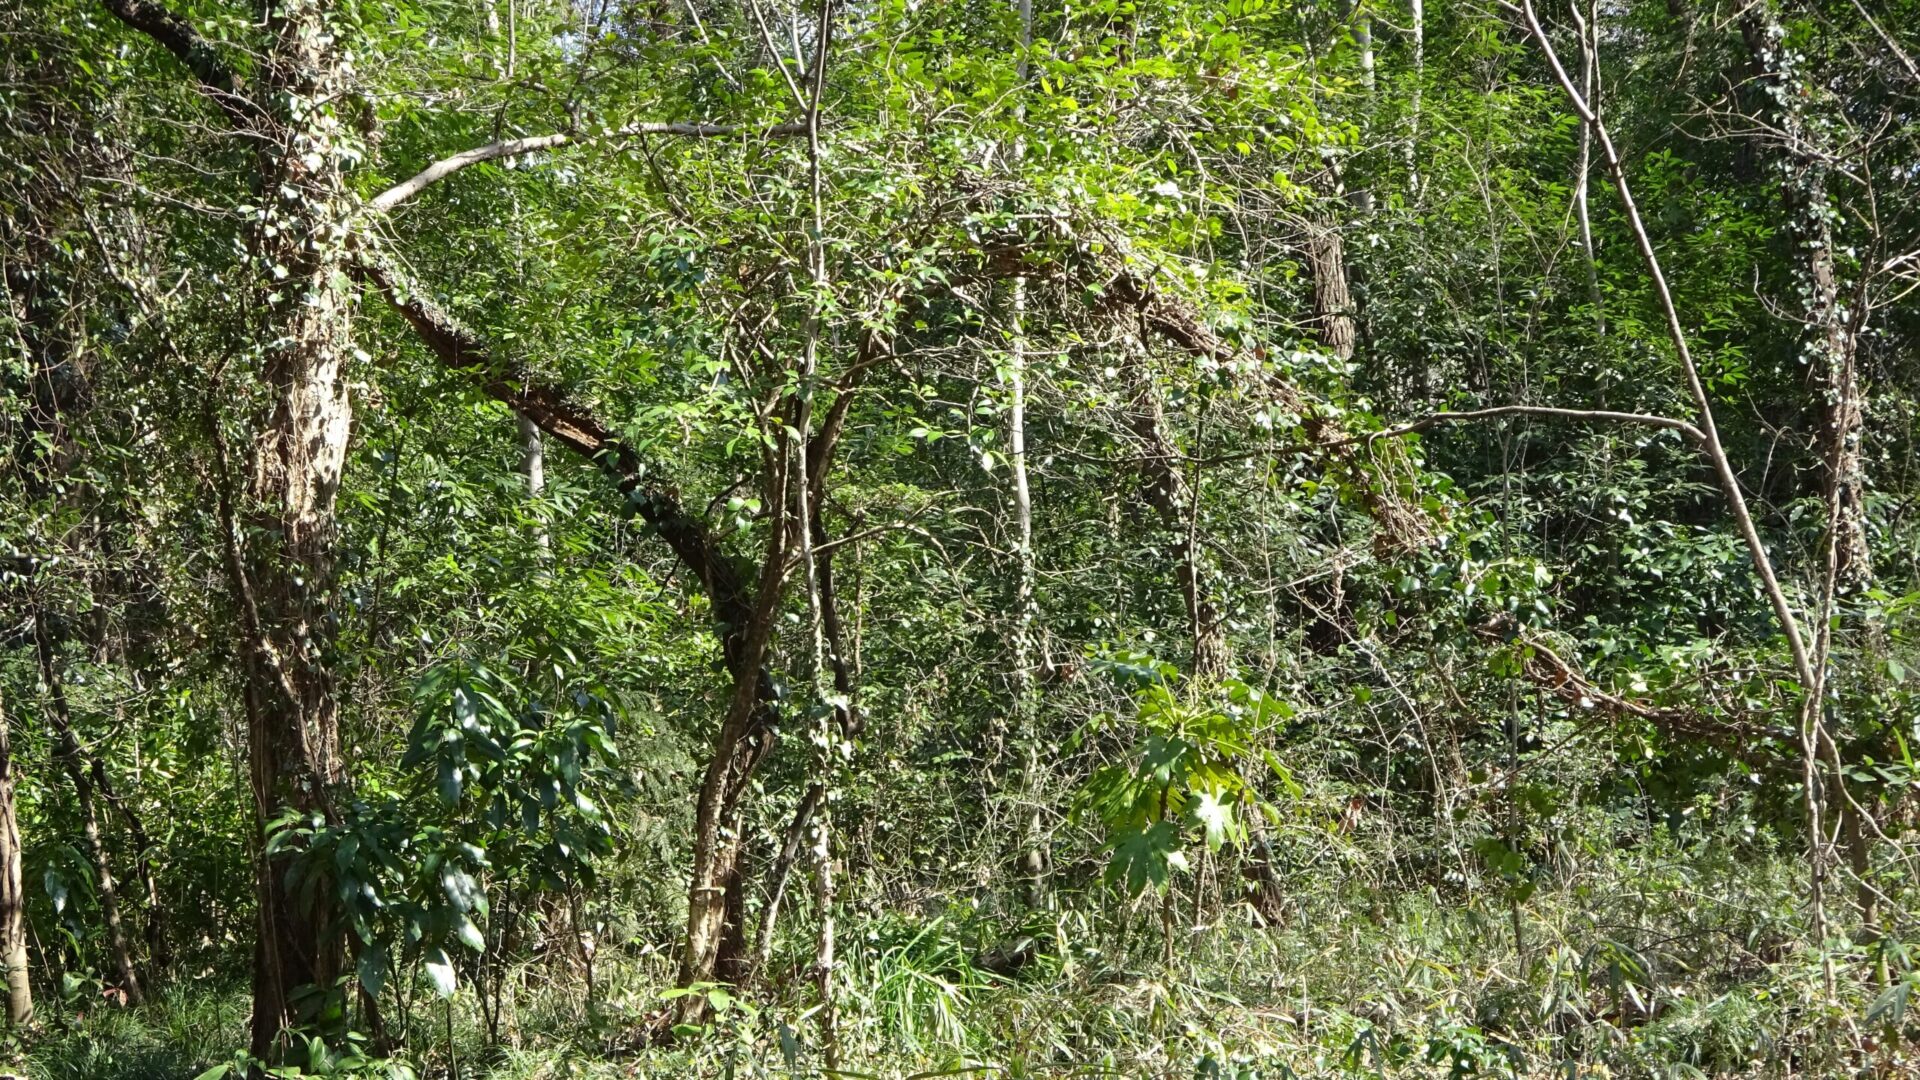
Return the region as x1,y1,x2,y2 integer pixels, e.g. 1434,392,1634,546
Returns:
2,0,1918,1074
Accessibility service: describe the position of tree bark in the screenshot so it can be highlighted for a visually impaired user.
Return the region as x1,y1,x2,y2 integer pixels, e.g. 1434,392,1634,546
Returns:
235,0,360,1054
0,693,32,1030
91,751,170,979
1306,223,1357,363
1741,1,1877,933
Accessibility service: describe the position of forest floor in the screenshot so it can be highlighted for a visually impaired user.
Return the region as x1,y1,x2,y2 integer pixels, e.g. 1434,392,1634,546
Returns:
15,840,1898,1080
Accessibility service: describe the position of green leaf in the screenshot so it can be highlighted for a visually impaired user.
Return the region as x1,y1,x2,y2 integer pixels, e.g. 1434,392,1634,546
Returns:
1188,789,1237,852
1106,820,1187,896
423,946,456,997
455,915,486,953
358,945,388,999
437,758,462,807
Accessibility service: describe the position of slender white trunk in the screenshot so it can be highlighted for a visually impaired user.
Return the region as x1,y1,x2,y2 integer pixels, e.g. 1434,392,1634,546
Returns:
0,694,31,1031
519,413,548,551
1405,0,1424,195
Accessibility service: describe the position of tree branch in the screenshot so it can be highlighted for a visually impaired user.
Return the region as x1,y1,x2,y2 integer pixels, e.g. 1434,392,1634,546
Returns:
97,0,260,127
1513,0,1817,696
368,121,807,212
1356,405,1706,447
350,252,753,636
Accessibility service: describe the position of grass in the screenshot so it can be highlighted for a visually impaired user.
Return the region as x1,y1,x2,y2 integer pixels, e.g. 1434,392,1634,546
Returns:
14,824,1914,1079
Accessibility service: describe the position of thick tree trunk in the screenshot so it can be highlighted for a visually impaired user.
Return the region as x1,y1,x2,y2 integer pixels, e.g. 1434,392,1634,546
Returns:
34,612,143,1005
238,0,359,1055
0,695,32,1030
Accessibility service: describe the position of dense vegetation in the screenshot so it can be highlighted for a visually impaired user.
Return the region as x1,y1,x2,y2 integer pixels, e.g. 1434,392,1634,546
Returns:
3,0,1919,1074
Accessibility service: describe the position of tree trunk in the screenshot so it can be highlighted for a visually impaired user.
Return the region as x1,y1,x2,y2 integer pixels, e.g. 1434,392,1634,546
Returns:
750,784,823,982
238,0,360,1055
1129,371,1231,678
1741,3,1877,931
749,466,867,982
1405,0,1424,196
0,694,32,1031
33,611,143,1005
519,412,549,551
679,549,791,990
1306,223,1356,363
91,753,170,981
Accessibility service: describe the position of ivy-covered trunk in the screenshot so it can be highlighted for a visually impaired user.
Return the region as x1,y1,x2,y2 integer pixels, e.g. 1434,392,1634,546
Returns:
238,0,358,1056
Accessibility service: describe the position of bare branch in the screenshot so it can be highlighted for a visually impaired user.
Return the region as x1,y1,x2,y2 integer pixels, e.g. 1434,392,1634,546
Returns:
1358,405,1706,446
1516,0,1818,696
368,121,807,213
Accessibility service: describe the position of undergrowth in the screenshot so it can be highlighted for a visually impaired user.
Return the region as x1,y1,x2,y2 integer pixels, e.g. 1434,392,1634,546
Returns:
19,824,1917,1079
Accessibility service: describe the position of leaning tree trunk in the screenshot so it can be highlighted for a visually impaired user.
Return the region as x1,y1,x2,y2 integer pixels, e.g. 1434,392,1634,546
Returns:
0,693,31,1031
34,611,144,1005
236,0,360,1056
679,498,793,990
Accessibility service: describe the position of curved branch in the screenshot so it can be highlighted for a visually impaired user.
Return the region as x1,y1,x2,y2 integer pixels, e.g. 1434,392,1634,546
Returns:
369,121,807,213
98,0,260,127
350,253,754,638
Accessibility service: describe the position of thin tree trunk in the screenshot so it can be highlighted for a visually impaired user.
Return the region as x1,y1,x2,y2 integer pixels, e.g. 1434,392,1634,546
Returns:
1740,1,1877,933
1129,373,1231,678
1004,0,1050,912
796,6,840,1061
750,784,822,982
1344,0,1376,213
751,448,866,983
811,801,838,1070
1405,0,1424,196
519,413,548,550
0,693,32,1030
1519,0,1829,979
1572,1,1603,335
33,611,143,1005
90,755,169,979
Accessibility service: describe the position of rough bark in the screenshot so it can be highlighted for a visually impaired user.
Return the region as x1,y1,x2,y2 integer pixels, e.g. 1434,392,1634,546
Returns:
98,0,363,1048
1306,223,1357,363
235,0,359,1054
1742,1,1877,933
0,694,31,1030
